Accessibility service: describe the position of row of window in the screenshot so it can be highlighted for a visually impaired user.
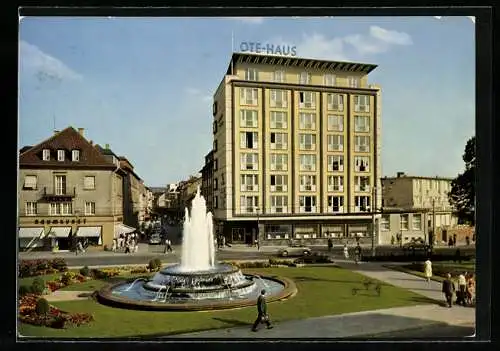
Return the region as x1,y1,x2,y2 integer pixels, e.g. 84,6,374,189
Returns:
238,153,369,172
234,174,370,193
25,201,96,216
243,68,363,88
41,149,81,162
240,89,370,112
23,175,96,191
236,195,370,214
240,131,370,152
380,214,423,231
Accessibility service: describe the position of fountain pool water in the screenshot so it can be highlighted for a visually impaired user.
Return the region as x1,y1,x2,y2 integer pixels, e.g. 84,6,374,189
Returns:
98,186,295,311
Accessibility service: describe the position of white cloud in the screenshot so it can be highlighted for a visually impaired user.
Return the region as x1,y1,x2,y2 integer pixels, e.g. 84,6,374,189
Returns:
296,33,350,61
185,87,212,103
433,16,475,24
19,40,82,83
369,26,412,45
227,17,264,24
185,87,201,95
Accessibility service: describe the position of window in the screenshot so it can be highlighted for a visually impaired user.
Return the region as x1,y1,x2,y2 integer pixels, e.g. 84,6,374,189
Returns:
412,214,422,230
273,70,285,83
270,132,287,150
298,91,315,108
85,201,96,215
299,113,316,130
84,176,95,190
354,116,370,132
348,76,360,88
240,132,259,149
270,111,287,129
213,140,218,152
270,195,288,213
25,202,37,216
327,155,344,172
270,90,287,108
23,175,37,190
72,150,80,162
354,196,371,212
240,174,258,192
57,149,65,162
299,72,311,84
327,115,343,131
327,196,344,213
327,175,344,192
400,214,409,230
213,101,218,116
240,196,258,213
54,175,66,195
327,134,344,151
42,149,50,161
240,153,259,170
49,202,72,215
240,110,258,127
240,88,258,105
355,136,370,152
300,175,316,192
245,68,258,81
213,159,218,171
299,196,317,213
299,154,316,171
354,176,371,192
327,94,344,111
355,156,370,172
270,175,288,192
324,74,336,86
299,134,316,150
354,95,370,112
214,178,218,190
380,215,390,231
213,121,218,134
270,153,288,171
214,196,218,208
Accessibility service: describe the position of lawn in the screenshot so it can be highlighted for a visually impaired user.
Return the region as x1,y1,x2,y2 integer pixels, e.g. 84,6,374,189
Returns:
19,266,431,338
385,260,476,283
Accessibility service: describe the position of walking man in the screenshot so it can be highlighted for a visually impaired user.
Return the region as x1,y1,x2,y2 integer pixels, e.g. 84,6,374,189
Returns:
457,272,467,306
327,238,333,252
251,289,273,332
424,258,433,284
442,273,456,308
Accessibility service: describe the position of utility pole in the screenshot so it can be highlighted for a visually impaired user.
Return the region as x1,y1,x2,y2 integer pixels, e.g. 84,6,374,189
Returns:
432,198,436,247
255,206,260,247
371,186,376,256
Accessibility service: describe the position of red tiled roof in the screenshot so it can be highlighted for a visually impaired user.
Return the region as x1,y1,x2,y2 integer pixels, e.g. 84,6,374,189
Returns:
19,127,116,169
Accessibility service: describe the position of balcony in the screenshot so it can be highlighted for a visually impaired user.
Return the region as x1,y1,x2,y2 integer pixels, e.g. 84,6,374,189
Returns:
42,187,76,201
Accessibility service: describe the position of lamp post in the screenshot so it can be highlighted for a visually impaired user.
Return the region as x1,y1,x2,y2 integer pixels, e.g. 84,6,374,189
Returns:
255,206,260,247
371,186,377,257
432,197,436,248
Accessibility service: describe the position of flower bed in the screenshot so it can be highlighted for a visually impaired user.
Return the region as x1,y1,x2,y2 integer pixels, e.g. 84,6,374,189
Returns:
19,258,68,278
90,268,120,279
18,294,93,329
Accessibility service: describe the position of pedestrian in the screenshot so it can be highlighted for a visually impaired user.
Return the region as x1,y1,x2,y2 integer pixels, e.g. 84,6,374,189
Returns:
251,289,273,332
448,237,453,247
255,238,259,250
465,236,470,246
124,242,131,254
442,273,456,308
112,238,117,252
453,234,457,247
466,274,475,305
167,239,173,253
354,243,362,264
457,272,467,306
327,238,333,252
134,238,139,253
343,244,349,259
424,258,433,284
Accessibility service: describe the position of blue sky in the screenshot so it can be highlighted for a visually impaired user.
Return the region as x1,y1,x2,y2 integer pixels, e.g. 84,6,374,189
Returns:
19,16,475,186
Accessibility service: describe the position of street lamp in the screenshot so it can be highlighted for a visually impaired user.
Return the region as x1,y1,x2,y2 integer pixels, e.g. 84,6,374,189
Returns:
255,206,260,247
371,186,377,257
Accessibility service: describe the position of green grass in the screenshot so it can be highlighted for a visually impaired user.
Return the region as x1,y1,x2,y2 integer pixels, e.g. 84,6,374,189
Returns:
384,259,476,284
18,266,431,338
19,274,64,287
59,274,150,292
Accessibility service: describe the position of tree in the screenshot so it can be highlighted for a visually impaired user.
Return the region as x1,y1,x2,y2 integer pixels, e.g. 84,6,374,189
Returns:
448,136,475,225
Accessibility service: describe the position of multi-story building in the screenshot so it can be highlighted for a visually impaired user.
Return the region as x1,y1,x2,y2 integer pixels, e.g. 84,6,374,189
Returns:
200,150,214,213
379,208,430,245
381,172,460,244
211,52,382,245
18,127,129,251
178,175,202,211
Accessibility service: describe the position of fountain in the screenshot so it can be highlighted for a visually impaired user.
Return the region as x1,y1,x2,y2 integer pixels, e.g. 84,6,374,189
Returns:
97,187,296,311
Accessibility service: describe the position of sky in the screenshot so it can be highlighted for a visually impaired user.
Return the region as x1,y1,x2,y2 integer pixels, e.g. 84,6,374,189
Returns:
18,16,475,186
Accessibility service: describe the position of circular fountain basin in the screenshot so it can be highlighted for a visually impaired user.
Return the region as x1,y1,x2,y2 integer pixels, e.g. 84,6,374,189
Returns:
97,264,297,311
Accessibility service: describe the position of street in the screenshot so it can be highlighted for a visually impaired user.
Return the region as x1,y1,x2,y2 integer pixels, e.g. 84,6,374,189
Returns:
359,323,475,339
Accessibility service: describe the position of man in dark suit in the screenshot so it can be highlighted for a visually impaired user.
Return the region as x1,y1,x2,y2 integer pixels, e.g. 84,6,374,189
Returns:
252,289,273,332
442,273,456,308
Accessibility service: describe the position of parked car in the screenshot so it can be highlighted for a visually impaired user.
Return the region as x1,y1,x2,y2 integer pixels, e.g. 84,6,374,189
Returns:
149,234,162,245
278,245,312,257
402,238,430,252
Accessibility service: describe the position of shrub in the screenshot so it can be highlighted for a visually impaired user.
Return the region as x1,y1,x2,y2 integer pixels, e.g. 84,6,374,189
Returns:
153,258,162,269
130,267,148,274
79,266,90,277
19,285,32,296
35,298,50,317
49,258,68,272
60,272,73,286
148,258,162,272
31,277,46,295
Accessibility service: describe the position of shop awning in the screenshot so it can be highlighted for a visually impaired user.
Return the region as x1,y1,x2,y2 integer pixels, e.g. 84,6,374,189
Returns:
18,227,44,238
46,227,72,238
75,226,102,238
114,223,136,237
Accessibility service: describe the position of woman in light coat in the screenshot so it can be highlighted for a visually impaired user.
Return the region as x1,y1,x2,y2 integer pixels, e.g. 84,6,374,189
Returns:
424,258,433,284
343,244,349,259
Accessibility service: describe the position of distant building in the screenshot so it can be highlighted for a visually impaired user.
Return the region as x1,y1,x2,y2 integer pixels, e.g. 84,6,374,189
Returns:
379,207,430,245
200,150,214,213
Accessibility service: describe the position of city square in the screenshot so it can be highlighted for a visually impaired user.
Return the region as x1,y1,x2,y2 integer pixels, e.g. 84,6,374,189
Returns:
17,14,477,340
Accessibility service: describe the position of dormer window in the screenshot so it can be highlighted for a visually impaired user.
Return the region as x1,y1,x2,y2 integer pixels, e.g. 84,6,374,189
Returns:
57,150,65,162
72,150,80,162
42,149,50,161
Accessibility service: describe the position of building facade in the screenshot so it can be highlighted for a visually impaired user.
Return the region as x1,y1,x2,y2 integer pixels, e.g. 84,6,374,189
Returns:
379,208,430,245
211,52,382,245
18,127,128,251
200,150,214,213
381,172,460,244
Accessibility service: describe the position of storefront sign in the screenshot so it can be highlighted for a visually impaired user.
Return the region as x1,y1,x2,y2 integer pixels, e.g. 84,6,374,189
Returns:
240,42,297,56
